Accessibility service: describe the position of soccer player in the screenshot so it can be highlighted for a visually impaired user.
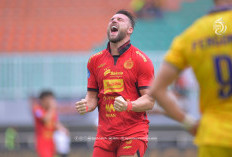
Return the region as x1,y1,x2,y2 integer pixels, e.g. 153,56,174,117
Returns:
33,91,68,157
115,0,232,156
75,10,154,157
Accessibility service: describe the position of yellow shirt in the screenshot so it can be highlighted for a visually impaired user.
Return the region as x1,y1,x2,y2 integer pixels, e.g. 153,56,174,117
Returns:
165,8,232,147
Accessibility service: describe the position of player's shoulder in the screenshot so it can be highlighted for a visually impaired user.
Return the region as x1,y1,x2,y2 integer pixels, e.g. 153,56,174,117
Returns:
88,50,105,64
131,45,152,63
33,104,41,110
179,14,212,39
170,14,211,49
34,104,43,111
33,104,44,117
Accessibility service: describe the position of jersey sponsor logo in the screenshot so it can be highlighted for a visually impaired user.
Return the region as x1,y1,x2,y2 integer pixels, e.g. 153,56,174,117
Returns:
123,146,132,149
124,58,134,69
103,96,116,101
88,51,103,63
106,113,116,117
97,63,106,69
105,104,115,112
214,17,227,36
105,104,116,117
104,69,111,76
111,71,123,75
136,51,147,62
104,69,123,77
125,140,133,144
103,79,124,94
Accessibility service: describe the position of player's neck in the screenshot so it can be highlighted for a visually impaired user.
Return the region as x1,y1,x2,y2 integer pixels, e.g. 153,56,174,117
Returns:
110,37,130,56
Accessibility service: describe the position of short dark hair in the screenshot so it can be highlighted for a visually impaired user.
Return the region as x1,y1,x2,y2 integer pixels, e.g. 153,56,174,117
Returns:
39,90,54,99
116,10,135,28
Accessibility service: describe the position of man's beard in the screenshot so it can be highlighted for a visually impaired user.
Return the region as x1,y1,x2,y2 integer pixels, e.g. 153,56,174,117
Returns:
107,30,127,43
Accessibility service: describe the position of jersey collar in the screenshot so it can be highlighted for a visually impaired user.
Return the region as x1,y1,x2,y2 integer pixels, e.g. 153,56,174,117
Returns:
106,40,131,56
209,5,232,14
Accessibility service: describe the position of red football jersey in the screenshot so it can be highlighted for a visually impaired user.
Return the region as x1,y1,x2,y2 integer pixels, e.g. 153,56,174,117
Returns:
33,104,57,156
87,41,154,141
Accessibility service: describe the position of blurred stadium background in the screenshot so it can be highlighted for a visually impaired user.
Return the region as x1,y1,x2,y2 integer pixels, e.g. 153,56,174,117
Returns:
0,0,213,156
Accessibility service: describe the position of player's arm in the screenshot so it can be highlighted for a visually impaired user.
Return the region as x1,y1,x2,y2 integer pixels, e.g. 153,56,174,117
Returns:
42,109,55,124
148,34,198,132
130,88,154,112
43,99,59,124
146,91,179,115
56,121,69,135
75,91,98,114
149,62,197,134
114,89,155,112
34,103,56,124
131,53,156,112
75,55,99,114
149,62,184,121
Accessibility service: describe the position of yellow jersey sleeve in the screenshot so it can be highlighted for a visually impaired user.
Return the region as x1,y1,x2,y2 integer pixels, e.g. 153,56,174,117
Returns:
164,35,189,70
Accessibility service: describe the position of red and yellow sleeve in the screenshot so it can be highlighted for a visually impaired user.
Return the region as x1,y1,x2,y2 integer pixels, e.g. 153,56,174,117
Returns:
87,57,98,91
137,52,154,88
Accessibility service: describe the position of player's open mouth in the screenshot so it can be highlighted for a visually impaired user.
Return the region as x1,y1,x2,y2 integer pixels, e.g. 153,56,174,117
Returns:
111,25,118,35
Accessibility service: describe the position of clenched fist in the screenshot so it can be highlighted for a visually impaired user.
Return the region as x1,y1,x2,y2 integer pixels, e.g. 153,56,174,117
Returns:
75,99,88,114
114,96,128,112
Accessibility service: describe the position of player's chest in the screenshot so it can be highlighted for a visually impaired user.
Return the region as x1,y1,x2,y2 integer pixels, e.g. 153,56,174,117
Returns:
95,56,137,83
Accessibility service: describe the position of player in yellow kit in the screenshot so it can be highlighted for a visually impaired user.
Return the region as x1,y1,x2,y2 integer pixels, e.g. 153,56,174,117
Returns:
114,0,232,156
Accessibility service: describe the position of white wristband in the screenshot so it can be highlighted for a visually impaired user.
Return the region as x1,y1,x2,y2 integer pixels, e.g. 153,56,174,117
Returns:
181,114,197,130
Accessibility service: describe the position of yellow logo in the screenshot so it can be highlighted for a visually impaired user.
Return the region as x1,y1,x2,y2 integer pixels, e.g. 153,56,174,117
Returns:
103,79,124,94
106,113,116,117
103,96,116,101
105,104,116,117
105,104,115,112
104,69,111,76
104,69,123,76
124,58,134,69
125,140,133,144
123,146,132,149
136,51,147,62
88,51,103,63
111,71,123,76
214,17,227,35
98,63,106,68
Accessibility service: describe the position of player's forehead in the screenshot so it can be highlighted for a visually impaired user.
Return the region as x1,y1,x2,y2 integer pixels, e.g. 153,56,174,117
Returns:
111,13,129,21
42,95,54,100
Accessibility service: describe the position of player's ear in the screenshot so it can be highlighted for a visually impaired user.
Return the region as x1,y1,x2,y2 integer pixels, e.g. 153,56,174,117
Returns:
128,26,133,34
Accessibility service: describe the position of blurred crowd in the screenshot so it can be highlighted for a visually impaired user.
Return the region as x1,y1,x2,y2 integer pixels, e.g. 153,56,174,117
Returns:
131,0,163,19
